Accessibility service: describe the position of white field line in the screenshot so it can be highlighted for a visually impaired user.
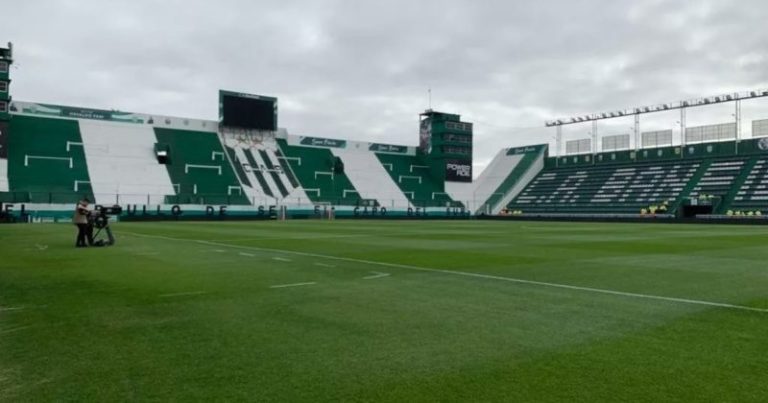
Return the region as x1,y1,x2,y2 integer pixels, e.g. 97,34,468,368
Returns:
0,307,24,312
314,263,336,268
363,271,391,280
210,234,375,242
239,252,255,257
121,231,768,314
272,257,292,262
158,291,207,298
270,282,316,289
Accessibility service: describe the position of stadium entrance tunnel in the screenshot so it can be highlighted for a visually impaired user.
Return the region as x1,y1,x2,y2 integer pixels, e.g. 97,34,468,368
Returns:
680,204,713,218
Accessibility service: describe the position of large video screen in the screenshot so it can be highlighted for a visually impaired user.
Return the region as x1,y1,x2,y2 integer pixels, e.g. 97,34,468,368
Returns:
221,93,277,130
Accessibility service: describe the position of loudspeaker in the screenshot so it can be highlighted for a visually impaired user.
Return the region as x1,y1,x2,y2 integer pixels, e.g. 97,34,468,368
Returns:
155,143,170,164
333,156,344,174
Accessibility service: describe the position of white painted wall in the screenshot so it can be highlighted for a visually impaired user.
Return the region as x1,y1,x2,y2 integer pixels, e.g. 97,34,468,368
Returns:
78,120,176,205
233,147,276,205
473,151,524,211
444,149,524,211
0,159,8,192
490,156,544,214
331,148,411,209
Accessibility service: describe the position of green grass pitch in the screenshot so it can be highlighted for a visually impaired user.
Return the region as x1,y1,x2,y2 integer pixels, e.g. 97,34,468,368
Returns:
1,220,768,401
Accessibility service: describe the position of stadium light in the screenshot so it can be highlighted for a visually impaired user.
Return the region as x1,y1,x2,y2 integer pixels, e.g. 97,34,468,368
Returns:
546,88,768,127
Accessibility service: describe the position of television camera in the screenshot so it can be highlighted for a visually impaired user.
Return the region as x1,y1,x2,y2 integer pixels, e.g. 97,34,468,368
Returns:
89,205,122,246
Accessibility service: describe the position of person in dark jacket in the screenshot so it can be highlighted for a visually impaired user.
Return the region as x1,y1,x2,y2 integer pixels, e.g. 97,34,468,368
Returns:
73,198,91,247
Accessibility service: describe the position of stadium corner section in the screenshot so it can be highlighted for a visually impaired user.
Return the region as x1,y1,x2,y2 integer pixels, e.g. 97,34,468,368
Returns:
0,105,546,223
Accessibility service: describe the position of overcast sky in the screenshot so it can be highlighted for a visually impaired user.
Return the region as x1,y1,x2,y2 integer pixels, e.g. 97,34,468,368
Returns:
5,0,768,171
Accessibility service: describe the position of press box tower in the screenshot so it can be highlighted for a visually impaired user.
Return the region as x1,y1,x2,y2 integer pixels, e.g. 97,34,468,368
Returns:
418,109,473,183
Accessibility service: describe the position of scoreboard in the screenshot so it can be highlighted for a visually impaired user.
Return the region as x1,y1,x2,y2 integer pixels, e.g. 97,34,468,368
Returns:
219,90,277,131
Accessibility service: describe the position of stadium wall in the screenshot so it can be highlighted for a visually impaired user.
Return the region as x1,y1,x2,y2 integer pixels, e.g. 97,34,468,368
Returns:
1,100,482,220
7,98,767,222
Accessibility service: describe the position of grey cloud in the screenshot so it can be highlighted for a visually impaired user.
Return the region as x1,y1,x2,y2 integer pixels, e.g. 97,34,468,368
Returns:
4,0,768,172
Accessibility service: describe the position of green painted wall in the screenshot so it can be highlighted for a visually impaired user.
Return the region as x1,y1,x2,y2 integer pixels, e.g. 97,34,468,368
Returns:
5,115,93,203
154,128,249,205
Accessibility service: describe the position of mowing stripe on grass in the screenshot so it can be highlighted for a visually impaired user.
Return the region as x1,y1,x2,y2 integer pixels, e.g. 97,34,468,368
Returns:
270,282,316,289
123,231,768,314
0,326,32,334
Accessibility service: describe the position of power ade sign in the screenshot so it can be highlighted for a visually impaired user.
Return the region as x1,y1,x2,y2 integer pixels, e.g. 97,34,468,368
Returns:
0,121,7,159
445,159,472,182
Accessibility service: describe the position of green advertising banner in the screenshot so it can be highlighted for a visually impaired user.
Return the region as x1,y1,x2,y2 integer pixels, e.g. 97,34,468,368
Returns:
14,102,144,124
299,136,347,148
507,144,547,155
369,143,408,154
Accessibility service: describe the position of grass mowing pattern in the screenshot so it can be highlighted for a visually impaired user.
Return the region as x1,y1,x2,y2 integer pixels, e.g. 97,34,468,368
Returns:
1,220,768,401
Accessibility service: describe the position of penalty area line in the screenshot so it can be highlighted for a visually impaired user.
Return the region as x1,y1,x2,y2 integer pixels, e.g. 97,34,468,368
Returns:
121,231,768,314
270,282,316,289
363,271,390,280
159,291,207,298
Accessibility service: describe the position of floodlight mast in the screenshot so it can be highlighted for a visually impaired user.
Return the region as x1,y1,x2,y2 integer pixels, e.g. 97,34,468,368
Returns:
546,89,768,158
735,99,742,154
633,114,640,152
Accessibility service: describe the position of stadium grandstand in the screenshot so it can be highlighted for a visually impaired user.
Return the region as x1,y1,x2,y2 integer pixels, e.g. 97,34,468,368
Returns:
1,41,768,223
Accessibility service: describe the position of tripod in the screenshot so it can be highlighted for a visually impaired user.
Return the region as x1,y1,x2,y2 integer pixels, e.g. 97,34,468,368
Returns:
90,214,116,246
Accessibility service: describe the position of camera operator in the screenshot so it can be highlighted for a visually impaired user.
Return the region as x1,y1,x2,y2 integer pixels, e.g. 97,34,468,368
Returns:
73,198,91,248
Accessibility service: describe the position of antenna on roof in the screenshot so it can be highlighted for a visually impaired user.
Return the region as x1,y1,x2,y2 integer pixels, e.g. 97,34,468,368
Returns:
428,87,432,110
